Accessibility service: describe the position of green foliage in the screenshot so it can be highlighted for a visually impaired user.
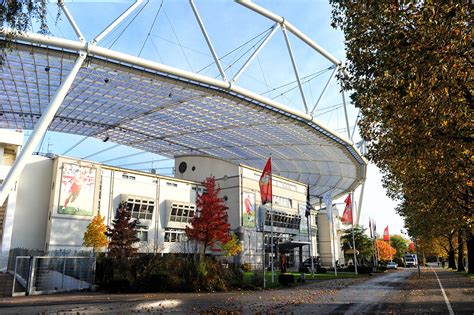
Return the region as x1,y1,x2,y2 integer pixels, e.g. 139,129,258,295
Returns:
1,0,52,64
341,226,374,264
390,234,409,259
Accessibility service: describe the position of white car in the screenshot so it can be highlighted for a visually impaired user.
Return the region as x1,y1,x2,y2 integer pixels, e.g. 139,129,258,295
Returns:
386,262,398,269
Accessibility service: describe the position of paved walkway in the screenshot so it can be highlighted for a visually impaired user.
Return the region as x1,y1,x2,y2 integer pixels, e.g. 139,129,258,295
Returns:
0,267,471,314
391,266,474,314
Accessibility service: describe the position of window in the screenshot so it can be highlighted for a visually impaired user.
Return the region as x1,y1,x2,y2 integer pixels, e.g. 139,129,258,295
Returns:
164,229,187,243
168,202,196,223
253,173,297,191
264,210,301,230
136,230,148,242
273,195,293,208
122,195,155,220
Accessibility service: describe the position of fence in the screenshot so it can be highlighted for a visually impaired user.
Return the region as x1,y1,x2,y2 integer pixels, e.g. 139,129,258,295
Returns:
11,254,95,296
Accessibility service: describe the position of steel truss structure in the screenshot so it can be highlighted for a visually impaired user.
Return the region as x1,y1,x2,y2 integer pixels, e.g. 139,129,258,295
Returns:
0,0,367,207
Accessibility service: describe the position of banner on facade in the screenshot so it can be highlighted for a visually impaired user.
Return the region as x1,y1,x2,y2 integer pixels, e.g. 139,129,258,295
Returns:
242,191,256,228
299,203,308,234
58,163,96,216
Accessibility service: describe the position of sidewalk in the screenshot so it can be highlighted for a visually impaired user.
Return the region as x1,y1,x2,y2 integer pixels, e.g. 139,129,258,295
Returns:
393,266,474,314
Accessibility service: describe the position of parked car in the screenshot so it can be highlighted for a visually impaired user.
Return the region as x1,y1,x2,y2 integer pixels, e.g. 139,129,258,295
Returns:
386,262,398,269
303,257,321,268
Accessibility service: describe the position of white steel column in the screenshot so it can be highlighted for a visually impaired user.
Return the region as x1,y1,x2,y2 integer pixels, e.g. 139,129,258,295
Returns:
311,66,337,114
236,0,349,77
58,0,84,42
232,22,280,84
356,181,365,226
92,0,143,45
0,52,87,207
189,0,227,82
281,25,309,113
340,69,351,139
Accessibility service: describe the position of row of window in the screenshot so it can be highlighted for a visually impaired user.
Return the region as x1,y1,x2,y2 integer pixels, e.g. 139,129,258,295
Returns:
265,210,301,230
169,202,196,224
164,229,187,242
123,196,155,220
253,173,298,192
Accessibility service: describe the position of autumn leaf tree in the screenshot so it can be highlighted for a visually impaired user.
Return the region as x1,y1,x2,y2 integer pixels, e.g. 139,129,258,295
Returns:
376,240,396,262
331,1,473,273
106,202,139,259
186,176,231,256
83,212,109,252
221,233,242,257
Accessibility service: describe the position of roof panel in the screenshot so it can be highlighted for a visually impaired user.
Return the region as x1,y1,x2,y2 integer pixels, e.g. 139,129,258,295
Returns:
0,41,366,201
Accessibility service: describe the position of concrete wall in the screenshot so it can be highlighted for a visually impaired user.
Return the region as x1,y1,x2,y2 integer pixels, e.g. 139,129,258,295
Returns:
11,156,53,250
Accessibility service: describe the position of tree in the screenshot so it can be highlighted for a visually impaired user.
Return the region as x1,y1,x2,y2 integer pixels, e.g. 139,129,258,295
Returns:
389,235,409,259
331,1,473,273
83,212,109,252
341,226,374,265
106,202,139,259
376,240,397,262
221,233,242,257
186,177,231,255
1,1,50,64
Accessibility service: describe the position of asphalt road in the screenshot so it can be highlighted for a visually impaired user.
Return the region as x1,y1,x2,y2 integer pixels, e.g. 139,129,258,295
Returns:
0,267,472,314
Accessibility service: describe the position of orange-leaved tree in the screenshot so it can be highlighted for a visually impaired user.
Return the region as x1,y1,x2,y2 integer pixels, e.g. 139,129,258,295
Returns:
376,239,396,261
186,176,231,255
83,212,109,252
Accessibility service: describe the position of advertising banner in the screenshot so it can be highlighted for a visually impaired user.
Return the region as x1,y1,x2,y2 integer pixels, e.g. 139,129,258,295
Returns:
299,203,308,234
58,163,96,216
242,191,256,228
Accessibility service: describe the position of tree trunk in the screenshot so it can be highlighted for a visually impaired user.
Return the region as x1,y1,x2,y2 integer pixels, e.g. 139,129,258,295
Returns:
457,229,465,272
466,230,474,274
448,237,456,269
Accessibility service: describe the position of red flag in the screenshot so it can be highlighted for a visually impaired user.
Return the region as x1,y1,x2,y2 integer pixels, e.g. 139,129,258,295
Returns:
341,194,353,224
259,157,272,205
383,226,389,241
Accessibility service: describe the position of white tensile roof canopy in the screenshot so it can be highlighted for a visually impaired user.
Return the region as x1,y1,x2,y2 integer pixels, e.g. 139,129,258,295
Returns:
0,1,366,202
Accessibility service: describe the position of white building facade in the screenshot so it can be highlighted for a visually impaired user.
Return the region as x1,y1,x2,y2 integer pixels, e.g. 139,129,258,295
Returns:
0,130,346,271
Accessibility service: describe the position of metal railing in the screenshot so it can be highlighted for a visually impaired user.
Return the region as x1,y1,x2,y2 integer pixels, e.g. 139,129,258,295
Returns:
12,255,95,296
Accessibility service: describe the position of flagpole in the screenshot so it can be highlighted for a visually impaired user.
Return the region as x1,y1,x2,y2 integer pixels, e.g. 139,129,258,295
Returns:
270,202,274,283
330,211,337,276
351,192,358,275
307,208,314,278
262,221,266,289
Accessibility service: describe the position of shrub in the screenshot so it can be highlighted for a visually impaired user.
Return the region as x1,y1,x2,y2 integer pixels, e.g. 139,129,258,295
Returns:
241,263,252,272
95,254,244,293
278,273,294,286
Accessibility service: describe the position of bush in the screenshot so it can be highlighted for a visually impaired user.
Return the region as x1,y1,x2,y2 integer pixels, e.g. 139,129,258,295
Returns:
95,253,244,293
241,263,252,272
278,273,294,286
107,278,130,293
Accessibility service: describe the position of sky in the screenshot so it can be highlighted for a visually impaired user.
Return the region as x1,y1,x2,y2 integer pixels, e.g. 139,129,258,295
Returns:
21,0,406,237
